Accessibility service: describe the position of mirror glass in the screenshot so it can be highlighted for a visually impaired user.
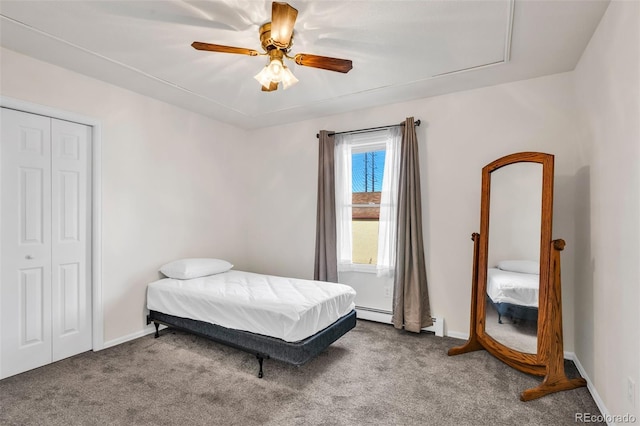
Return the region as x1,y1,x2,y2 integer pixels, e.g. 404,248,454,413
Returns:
484,163,542,354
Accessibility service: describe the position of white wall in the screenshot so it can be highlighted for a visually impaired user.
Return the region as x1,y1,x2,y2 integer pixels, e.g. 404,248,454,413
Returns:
0,47,250,342
243,72,584,349
4,13,636,417
573,0,640,418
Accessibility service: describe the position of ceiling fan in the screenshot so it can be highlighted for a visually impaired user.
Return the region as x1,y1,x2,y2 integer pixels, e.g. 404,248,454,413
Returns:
191,1,353,92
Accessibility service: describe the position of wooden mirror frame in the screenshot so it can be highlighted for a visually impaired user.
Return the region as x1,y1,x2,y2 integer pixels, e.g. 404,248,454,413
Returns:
448,152,586,401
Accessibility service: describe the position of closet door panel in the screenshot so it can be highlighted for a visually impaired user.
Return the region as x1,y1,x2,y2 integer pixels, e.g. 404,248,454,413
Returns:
0,108,53,379
51,118,92,361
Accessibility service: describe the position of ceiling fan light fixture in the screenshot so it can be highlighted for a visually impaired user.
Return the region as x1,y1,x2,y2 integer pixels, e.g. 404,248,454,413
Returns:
267,57,284,78
253,48,298,90
192,2,351,93
281,66,298,90
254,65,274,87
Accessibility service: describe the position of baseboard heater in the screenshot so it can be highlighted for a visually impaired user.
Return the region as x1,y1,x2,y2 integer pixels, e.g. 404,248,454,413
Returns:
355,307,444,337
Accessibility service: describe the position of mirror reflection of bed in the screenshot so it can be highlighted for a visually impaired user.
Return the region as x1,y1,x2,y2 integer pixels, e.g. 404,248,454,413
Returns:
486,162,542,355
484,260,539,354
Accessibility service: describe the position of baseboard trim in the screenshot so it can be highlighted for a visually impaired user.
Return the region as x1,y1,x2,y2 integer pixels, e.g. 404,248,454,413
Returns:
102,324,166,350
565,352,613,425
445,330,469,341
355,308,394,325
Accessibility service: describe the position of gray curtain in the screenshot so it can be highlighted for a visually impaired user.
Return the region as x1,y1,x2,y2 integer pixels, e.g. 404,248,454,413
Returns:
392,117,433,332
314,130,338,282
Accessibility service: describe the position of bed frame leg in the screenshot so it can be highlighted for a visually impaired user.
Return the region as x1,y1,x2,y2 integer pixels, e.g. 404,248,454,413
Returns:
154,322,160,338
256,355,264,378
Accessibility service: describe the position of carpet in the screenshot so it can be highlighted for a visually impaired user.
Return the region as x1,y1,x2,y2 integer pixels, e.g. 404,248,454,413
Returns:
0,319,603,425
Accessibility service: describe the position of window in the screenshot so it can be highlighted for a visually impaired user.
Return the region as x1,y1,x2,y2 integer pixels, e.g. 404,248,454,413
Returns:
335,128,401,275
351,148,385,264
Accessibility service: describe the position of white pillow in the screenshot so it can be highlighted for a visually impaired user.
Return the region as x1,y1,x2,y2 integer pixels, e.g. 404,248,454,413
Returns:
496,260,539,275
160,258,233,279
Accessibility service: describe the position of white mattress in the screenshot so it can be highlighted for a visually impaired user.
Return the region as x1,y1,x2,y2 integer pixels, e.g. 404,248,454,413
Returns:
486,268,539,307
147,270,356,342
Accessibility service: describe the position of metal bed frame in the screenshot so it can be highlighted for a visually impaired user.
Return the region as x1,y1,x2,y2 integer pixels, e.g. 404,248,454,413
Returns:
487,296,538,324
147,309,357,378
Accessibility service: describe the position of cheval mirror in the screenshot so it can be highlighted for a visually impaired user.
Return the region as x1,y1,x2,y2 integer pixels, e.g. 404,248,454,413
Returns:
448,152,587,401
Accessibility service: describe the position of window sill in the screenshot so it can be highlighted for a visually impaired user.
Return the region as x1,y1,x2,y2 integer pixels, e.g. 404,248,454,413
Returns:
340,264,378,274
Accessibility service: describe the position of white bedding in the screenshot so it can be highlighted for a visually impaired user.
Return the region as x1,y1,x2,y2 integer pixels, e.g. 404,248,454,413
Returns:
486,267,539,307
147,270,356,342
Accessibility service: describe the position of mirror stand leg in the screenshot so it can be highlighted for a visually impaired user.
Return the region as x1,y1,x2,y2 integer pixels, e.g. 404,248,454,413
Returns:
447,335,484,356
448,233,484,357
520,376,587,401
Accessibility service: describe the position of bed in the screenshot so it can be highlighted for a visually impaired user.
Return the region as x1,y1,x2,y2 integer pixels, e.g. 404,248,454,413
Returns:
486,260,539,324
146,259,357,378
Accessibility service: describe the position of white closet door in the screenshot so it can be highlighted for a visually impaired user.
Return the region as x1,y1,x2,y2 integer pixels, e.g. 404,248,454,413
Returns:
51,118,92,361
0,109,92,379
1,108,53,378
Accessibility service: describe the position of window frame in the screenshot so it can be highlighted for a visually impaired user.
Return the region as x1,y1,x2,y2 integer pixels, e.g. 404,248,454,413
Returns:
343,136,387,271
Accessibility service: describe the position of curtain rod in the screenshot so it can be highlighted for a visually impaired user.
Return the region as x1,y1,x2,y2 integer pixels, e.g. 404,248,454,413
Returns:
316,119,421,139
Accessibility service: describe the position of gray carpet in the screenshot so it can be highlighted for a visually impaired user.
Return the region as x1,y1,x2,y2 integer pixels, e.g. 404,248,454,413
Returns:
0,320,603,426
485,304,538,354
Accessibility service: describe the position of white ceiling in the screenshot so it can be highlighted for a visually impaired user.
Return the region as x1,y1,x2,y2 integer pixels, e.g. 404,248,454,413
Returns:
0,1,609,130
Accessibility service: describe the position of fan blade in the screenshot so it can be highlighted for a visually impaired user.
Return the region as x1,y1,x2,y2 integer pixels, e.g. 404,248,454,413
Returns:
261,82,279,92
271,2,298,48
191,42,259,56
294,54,353,73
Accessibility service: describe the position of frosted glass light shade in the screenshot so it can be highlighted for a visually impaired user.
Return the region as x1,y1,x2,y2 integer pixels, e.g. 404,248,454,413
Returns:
281,66,299,89
254,66,273,87
254,57,298,90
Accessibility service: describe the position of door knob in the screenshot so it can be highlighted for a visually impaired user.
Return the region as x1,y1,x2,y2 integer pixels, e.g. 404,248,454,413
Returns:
25,255,34,260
